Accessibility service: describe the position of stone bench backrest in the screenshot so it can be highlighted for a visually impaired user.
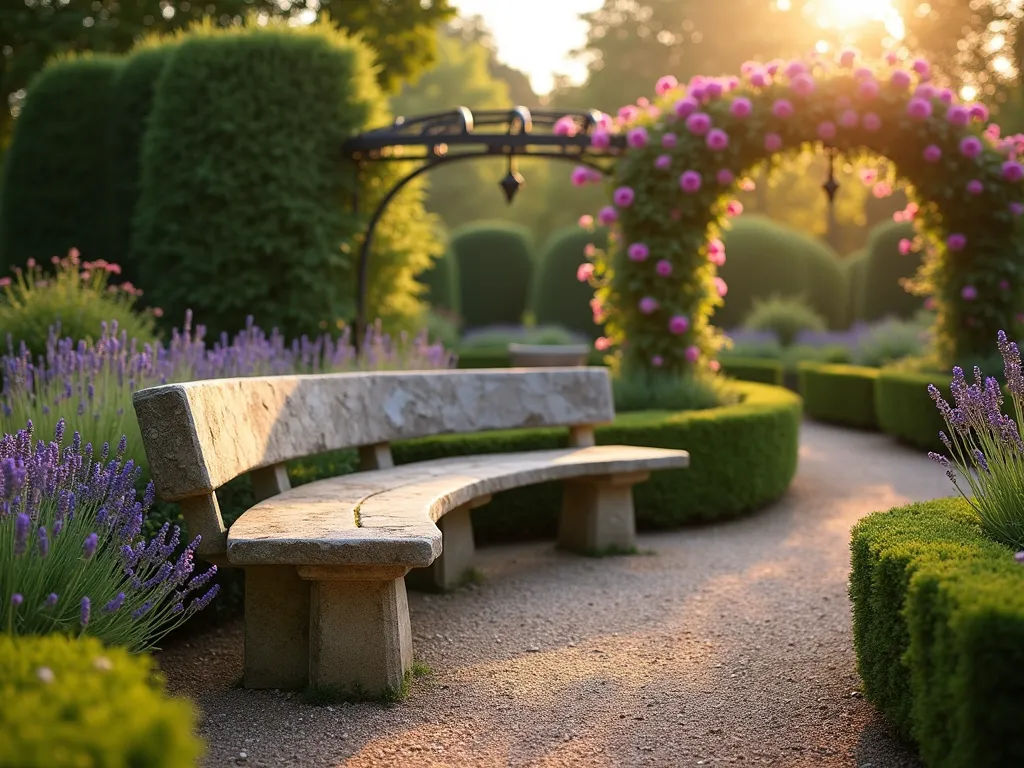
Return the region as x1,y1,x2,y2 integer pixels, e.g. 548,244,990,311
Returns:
133,367,615,506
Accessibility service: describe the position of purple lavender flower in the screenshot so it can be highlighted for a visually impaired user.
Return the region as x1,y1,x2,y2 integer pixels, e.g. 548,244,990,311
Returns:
131,601,153,620
82,532,98,559
190,584,220,612
11,593,23,607
103,592,125,613
974,450,990,472
44,593,58,608
80,596,90,627
37,526,49,557
13,512,29,555
1016,552,1024,564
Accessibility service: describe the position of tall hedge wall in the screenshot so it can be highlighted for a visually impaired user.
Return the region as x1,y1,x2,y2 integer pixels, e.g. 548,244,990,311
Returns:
716,215,847,330
451,221,534,329
533,225,607,338
861,220,922,322
417,246,460,315
844,248,868,323
0,55,122,269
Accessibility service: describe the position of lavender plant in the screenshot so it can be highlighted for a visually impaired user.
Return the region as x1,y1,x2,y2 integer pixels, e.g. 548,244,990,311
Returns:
929,330,1024,549
0,419,218,649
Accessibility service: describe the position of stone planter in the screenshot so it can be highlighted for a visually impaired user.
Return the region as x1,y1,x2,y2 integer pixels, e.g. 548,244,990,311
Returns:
507,343,590,368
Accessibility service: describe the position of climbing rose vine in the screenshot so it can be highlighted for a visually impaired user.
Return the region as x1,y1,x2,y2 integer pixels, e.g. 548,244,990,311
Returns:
570,50,1024,377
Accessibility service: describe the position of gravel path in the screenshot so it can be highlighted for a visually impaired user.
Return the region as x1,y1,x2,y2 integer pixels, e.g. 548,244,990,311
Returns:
159,420,951,767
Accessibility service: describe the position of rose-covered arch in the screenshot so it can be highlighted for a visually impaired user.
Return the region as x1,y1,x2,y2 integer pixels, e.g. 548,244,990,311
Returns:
572,50,1024,377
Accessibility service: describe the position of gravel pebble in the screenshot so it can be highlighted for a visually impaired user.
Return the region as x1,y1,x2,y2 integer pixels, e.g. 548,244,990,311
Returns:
158,421,945,766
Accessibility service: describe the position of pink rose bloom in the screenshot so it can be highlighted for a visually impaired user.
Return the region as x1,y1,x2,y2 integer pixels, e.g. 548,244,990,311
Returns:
706,81,724,100
772,99,795,119
618,105,639,123
571,166,592,187
662,132,678,148
885,51,899,65
939,88,954,104
714,277,728,297
912,58,931,76
854,67,874,81
764,133,783,152
1003,161,1024,182
716,169,735,186
923,144,942,163
839,109,859,128
637,97,650,108
859,80,880,100
839,49,858,68
1010,202,1024,217
655,259,673,277
577,263,595,282
590,129,612,149
684,345,701,363
860,168,878,185
679,170,703,193
709,360,721,373
584,243,597,257
708,238,726,266
597,206,618,225
898,238,913,255
739,178,756,192
751,70,772,88
628,242,650,262
726,200,744,216
985,123,1001,141
915,83,937,100
578,214,594,229
862,112,882,131
790,73,815,97
554,116,577,136
627,127,649,148
639,296,659,314
873,181,893,198
906,97,932,120
924,297,938,311
970,103,989,122
967,179,984,195
655,75,679,95
961,285,978,301
690,85,707,102
741,61,757,75
669,315,691,335
613,186,636,207
947,105,970,126
674,97,699,118
818,121,837,141
960,136,983,158
784,60,807,78
594,337,612,351
765,60,783,75
651,355,664,368
706,128,729,151
655,154,673,170
730,97,753,119
685,112,712,136
890,70,912,89
947,233,967,251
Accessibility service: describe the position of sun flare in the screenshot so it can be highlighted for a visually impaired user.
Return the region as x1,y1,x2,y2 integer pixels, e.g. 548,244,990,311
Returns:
807,0,905,38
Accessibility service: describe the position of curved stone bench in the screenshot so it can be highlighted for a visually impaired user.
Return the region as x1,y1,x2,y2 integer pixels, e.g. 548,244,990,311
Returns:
133,368,689,696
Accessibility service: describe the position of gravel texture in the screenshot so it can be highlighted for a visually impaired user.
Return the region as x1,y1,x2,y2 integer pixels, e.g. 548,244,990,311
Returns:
158,420,951,767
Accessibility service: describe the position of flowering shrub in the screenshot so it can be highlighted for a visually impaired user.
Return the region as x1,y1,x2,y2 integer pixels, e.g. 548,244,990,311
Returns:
0,251,158,357
573,52,1024,376
0,420,219,648
0,634,204,766
929,331,1024,549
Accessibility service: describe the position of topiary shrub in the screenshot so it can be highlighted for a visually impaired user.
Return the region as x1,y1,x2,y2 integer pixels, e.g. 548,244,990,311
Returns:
850,497,1024,766
742,294,827,346
132,22,436,338
861,220,922,322
417,246,460,316
715,215,847,330
451,221,534,329
533,225,608,338
845,248,868,323
0,634,204,767
799,363,878,429
0,55,122,270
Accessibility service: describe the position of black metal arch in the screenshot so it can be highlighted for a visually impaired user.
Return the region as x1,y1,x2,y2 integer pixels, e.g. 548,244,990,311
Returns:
343,107,627,347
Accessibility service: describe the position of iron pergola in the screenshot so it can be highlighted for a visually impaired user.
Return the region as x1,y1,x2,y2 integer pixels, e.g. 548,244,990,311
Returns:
343,107,627,347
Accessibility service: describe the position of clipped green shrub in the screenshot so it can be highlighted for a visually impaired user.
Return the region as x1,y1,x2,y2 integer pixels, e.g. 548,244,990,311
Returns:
874,369,948,452
0,635,204,767
720,357,784,386
451,221,534,329
107,43,176,281
845,248,868,323
850,497,1024,766
717,215,847,329
854,314,931,367
533,225,607,338
612,370,740,413
799,363,879,429
861,220,922,321
133,22,434,338
417,246,460,315
742,295,828,346
0,55,122,269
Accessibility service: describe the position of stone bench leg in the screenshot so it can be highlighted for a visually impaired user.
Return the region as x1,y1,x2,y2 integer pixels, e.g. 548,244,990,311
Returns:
242,565,310,690
558,471,650,554
407,495,490,592
297,565,413,696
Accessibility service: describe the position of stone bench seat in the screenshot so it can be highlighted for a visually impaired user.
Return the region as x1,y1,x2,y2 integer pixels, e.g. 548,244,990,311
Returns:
228,445,688,568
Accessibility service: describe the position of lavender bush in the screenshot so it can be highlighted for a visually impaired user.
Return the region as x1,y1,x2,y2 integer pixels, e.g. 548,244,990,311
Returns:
929,331,1024,549
0,419,218,649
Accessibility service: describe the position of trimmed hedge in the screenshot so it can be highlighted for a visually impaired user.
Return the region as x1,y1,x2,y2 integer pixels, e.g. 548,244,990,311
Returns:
0,55,122,268
455,347,607,370
418,246,460,315
0,634,204,766
845,248,868,323
451,221,534,329
720,356,784,386
875,369,949,452
850,497,1024,766
799,363,879,429
132,25,383,337
533,225,607,338
861,220,922,322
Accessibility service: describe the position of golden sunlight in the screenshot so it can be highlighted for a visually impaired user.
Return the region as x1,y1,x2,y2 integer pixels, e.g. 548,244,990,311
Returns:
807,0,905,39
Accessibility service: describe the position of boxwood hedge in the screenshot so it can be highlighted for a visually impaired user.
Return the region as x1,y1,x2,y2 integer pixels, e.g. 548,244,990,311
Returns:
875,369,949,453
850,497,1024,767
799,363,879,429
720,357,784,387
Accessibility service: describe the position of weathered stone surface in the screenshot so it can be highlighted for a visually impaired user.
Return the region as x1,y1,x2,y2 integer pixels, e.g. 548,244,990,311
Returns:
133,368,615,501
227,445,689,567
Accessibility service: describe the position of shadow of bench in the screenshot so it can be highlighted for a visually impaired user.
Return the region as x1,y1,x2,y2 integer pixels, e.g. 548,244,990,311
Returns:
133,367,688,696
